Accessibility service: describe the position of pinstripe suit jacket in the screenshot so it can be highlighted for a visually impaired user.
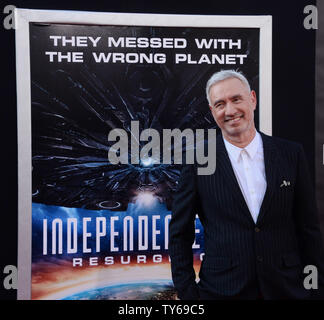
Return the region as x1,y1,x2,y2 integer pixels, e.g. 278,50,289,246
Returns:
169,132,324,299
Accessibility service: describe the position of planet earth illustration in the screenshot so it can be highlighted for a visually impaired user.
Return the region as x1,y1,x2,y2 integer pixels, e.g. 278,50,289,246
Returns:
62,280,177,300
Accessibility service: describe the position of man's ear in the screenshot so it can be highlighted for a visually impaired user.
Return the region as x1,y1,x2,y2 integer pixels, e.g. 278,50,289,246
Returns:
250,90,257,110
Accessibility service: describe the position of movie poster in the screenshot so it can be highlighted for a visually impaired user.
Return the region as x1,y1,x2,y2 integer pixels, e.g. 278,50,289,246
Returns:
16,10,271,300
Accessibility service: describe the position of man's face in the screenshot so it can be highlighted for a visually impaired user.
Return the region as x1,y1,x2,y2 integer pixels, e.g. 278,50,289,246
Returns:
208,77,257,141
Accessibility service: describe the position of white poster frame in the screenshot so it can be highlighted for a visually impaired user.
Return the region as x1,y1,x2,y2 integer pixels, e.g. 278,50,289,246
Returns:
15,8,272,300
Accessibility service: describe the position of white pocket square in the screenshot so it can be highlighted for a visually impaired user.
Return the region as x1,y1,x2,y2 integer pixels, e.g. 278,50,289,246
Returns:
280,180,291,187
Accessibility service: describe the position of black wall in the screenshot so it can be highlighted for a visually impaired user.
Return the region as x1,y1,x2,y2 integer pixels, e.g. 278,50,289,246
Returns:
0,0,318,299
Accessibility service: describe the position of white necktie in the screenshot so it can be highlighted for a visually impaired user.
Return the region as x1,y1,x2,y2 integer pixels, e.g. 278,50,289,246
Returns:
240,149,258,222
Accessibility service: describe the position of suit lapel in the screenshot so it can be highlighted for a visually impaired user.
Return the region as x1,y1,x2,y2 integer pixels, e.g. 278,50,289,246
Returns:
216,135,255,225
256,133,279,225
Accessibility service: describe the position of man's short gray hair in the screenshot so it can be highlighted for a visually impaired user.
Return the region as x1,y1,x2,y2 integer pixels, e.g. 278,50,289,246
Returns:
206,69,251,106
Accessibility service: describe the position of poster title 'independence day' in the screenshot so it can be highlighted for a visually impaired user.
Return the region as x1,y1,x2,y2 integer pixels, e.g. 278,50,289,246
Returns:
45,36,247,64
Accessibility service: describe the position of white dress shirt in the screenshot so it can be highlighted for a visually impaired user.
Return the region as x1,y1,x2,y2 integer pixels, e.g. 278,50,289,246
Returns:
223,131,267,223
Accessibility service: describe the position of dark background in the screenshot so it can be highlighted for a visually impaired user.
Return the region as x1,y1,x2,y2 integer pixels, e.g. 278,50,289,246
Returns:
0,0,318,299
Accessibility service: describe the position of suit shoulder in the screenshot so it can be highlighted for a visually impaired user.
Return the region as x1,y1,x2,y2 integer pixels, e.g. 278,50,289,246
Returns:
261,132,302,153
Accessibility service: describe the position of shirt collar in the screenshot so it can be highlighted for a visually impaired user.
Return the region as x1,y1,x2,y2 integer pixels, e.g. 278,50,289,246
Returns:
223,131,261,162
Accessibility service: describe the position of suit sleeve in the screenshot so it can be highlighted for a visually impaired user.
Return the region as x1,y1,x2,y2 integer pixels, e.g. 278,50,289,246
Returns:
294,144,324,299
169,164,200,300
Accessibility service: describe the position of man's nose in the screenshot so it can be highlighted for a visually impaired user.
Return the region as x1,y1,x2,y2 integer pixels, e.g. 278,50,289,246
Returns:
224,102,237,116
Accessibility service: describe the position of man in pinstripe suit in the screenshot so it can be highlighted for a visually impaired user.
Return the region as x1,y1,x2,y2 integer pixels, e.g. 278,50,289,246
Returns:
169,70,324,300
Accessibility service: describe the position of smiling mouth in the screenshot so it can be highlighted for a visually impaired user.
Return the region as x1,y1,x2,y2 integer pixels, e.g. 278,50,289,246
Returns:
224,114,244,123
